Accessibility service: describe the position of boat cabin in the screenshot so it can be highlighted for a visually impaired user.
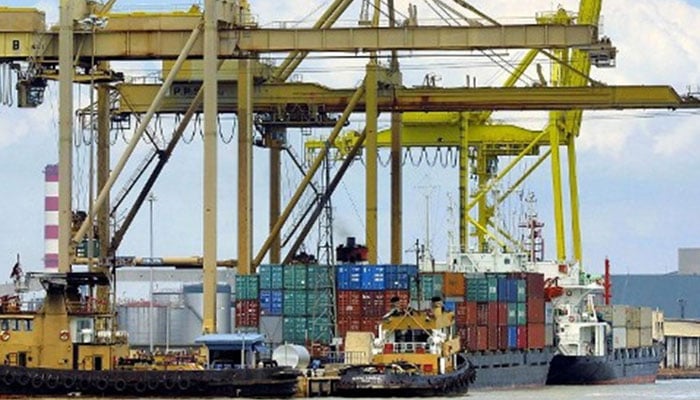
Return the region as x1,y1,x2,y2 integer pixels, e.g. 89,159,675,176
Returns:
194,333,268,369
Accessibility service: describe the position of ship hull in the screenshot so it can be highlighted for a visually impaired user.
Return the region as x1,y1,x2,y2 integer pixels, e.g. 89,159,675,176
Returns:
0,365,300,398
335,360,475,397
546,344,663,385
468,347,555,390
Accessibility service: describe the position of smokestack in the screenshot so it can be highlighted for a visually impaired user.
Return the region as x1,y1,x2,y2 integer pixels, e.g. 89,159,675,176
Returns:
44,164,59,270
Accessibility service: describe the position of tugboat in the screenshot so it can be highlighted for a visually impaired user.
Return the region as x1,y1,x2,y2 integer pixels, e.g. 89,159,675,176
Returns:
335,296,475,397
0,270,300,398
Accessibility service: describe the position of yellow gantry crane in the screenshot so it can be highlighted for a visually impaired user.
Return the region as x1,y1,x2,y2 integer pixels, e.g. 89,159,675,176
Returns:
0,0,697,335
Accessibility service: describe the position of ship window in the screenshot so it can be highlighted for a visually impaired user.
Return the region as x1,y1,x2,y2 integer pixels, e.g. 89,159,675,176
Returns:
0,320,8,330
23,320,32,331
11,319,20,331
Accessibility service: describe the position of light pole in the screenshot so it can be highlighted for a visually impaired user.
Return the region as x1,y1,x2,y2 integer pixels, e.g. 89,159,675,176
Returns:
677,298,687,319
148,192,157,352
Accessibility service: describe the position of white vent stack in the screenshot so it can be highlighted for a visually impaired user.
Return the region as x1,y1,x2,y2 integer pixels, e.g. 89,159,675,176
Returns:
44,164,59,270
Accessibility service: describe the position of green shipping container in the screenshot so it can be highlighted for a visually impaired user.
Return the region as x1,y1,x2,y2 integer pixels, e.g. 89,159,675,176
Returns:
235,275,259,300
307,265,333,289
507,303,518,325
283,265,308,289
259,265,284,290
466,278,489,302
487,277,499,302
307,317,333,343
283,290,308,316
517,303,527,326
283,316,307,344
306,290,334,316
516,280,527,303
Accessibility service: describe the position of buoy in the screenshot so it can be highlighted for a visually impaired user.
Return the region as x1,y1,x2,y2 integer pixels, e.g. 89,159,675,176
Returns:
0,330,10,341
59,330,70,341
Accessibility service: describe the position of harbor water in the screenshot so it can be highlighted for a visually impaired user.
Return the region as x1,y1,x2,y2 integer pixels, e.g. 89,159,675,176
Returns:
325,379,700,399
29,379,698,400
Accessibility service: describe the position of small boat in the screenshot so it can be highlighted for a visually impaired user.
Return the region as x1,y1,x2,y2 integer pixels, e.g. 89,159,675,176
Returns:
0,271,300,398
335,297,475,397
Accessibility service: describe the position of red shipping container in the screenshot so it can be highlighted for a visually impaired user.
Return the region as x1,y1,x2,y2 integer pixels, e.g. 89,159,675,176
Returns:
384,290,410,312
526,273,545,300
337,317,362,338
361,291,385,317
476,303,489,326
517,326,528,349
466,326,479,352
497,326,508,350
477,326,489,351
487,302,499,327
487,325,499,350
456,302,469,326
527,323,546,349
337,290,362,317
497,302,508,326
466,301,477,326
457,326,469,350
360,319,378,333
235,300,260,327
527,297,545,323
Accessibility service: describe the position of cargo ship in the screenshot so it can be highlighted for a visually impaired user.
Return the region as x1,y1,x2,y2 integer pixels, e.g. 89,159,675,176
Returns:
334,297,475,397
0,271,300,398
244,233,663,390
245,240,557,391
543,279,665,385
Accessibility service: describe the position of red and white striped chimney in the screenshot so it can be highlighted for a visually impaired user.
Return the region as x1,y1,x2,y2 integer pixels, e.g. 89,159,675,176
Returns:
44,164,59,270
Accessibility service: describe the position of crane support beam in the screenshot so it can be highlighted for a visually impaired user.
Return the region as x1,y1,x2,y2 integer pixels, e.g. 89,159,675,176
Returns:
117,83,700,114
0,23,601,61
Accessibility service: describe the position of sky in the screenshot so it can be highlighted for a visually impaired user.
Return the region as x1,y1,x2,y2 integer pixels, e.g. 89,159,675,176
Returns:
0,0,699,284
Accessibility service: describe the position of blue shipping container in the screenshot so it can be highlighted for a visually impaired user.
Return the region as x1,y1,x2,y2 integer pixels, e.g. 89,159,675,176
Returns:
508,326,518,349
361,265,385,290
337,265,362,290
259,290,284,315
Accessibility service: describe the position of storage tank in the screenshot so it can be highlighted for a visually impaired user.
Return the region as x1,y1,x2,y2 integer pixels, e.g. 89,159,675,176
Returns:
272,344,310,369
182,283,232,342
117,302,167,346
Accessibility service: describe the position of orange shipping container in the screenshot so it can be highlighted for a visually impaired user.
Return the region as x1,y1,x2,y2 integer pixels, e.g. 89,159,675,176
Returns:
466,301,477,326
442,272,466,297
477,326,489,351
527,297,545,324
527,323,546,349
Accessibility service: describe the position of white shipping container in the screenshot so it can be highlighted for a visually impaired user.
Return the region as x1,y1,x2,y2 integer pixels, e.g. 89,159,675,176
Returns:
625,306,641,329
640,307,653,329
612,327,627,349
626,327,641,348
640,328,653,347
611,305,627,327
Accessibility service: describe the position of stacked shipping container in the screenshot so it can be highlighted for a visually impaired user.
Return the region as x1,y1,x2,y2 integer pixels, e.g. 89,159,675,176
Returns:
237,264,549,354
597,304,655,349
255,265,334,344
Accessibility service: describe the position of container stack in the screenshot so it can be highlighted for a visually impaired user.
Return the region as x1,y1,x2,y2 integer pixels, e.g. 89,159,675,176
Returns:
598,304,655,349
234,274,260,328
335,264,419,338
457,272,546,352
255,264,334,345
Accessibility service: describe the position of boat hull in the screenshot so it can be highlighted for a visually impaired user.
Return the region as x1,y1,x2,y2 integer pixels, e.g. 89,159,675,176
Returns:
0,365,300,398
468,347,555,390
546,344,663,385
335,360,475,397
